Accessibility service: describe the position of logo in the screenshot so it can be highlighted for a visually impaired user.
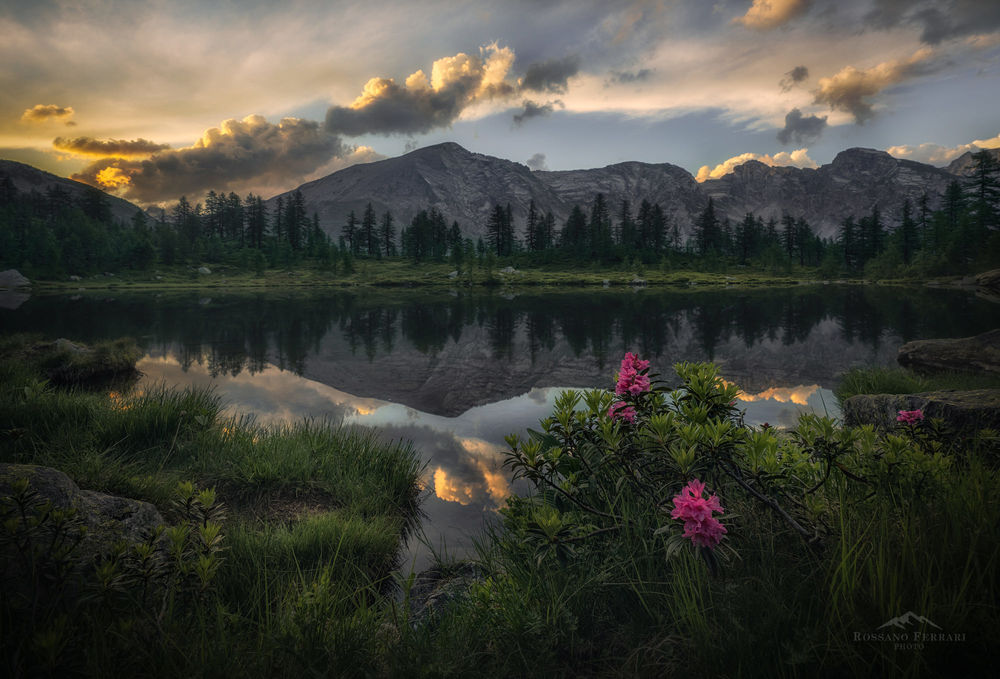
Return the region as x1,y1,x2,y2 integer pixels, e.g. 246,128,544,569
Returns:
853,611,964,652
876,612,942,631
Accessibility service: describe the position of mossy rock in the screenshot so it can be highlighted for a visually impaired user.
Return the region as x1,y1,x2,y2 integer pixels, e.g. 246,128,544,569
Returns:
897,329,1000,375
842,389,1000,432
0,463,164,564
23,336,142,385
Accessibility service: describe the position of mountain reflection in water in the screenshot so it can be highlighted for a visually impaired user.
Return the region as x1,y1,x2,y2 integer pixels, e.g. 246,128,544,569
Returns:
139,352,834,570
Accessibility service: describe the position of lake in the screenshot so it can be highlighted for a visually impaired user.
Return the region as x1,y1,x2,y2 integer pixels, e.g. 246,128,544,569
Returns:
3,283,997,569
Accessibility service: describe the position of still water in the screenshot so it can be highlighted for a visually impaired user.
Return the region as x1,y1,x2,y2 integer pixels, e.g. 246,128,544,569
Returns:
3,284,997,568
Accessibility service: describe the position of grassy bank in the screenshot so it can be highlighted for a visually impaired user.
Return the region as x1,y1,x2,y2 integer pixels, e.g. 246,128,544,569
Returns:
0,335,423,677
28,260,854,292
835,365,1000,404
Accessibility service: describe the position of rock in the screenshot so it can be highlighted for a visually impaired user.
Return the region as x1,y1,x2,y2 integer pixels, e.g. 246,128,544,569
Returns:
69,275,81,281
0,291,29,310
897,329,1000,374
408,562,482,626
499,266,518,274
975,270,1000,291
0,463,165,565
842,390,1000,433
447,270,459,279
197,266,212,275
631,276,647,286
0,269,30,289
602,279,610,288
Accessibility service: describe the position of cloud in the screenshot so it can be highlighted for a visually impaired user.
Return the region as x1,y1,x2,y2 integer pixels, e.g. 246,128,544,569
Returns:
696,148,818,182
779,65,809,91
886,133,1000,166
776,108,827,144
865,0,1000,45
325,44,517,137
812,48,937,124
20,104,74,124
519,55,581,94
52,136,170,158
512,99,562,126
72,115,344,204
608,68,653,85
734,0,810,30
525,152,549,171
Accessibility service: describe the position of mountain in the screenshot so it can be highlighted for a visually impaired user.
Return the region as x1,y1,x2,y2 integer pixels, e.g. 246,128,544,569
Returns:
0,159,144,224
272,143,980,241
266,142,565,241
702,148,957,235
946,147,1000,177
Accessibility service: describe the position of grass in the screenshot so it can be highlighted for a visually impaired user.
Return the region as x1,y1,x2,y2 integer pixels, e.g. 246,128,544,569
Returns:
0,335,423,678
32,259,828,292
834,365,1000,404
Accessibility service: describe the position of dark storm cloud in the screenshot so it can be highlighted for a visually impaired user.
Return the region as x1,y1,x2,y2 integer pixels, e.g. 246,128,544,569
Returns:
519,55,581,94
779,65,809,91
608,68,652,84
512,100,562,126
525,153,549,171
865,0,1000,45
72,115,343,204
776,108,827,144
52,136,170,157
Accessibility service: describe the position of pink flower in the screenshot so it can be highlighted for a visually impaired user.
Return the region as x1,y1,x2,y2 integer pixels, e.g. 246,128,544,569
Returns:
896,409,924,424
616,352,651,396
608,401,636,423
670,478,727,549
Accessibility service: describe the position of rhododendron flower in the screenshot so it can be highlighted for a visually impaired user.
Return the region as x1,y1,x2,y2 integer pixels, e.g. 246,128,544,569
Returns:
616,352,650,396
896,409,924,424
608,401,636,423
670,478,727,548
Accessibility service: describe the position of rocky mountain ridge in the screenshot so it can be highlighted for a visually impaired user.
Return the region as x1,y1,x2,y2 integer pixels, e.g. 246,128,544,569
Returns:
269,144,997,241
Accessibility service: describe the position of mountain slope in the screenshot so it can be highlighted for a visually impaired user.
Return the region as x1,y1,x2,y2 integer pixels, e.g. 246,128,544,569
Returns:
0,159,144,224
702,148,957,235
274,143,979,242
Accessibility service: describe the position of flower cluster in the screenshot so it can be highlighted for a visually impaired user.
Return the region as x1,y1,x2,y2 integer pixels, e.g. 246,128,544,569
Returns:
608,401,637,423
896,409,924,424
670,479,727,548
615,352,650,396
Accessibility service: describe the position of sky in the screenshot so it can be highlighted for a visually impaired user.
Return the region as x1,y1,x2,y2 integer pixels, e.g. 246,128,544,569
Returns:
2,0,1000,207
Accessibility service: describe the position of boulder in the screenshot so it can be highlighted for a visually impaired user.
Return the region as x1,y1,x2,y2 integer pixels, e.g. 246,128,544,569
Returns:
197,266,212,275
897,329,1000,374
408,562,482,626
0,463,165,565
0,268,30,289
976,269,1000,293
842,389,1000,432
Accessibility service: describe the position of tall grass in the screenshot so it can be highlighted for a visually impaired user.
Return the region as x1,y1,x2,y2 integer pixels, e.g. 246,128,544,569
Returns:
835,365,1000,404
0,336,424,678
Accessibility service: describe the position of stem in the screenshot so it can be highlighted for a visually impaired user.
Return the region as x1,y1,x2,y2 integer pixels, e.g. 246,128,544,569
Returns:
719,461,815,543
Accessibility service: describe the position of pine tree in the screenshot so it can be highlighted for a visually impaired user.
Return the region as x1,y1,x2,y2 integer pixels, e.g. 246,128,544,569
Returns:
899,199,917,265
379,211,396,257
361,202,377,256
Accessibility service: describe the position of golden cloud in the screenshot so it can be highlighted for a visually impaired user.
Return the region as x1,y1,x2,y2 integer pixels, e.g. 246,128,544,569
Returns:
735,0,809,30
886,133,1000,166
696,147,817,182
813,48,937,124
21,104,75,124
327,43,517,136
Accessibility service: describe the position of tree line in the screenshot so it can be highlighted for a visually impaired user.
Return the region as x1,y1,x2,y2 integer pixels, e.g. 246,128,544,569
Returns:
1,150,996,278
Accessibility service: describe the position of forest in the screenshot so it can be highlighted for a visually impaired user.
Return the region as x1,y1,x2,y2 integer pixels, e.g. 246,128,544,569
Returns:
2,150,998,280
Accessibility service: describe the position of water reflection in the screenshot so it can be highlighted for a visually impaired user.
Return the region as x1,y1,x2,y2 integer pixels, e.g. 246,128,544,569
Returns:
7,286,999,568
139,352,835,569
